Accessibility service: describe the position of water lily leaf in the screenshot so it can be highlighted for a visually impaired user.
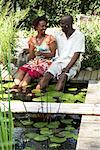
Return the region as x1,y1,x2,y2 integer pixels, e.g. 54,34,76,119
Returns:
55,130,66,138
47,121,60,129
49,143,61,148
68,88,77,91
50,136,66,143
25,132,39,139
23,146,35,150
34,134,48,141
20,120,33,126
40,128,53,136
3,82,14,88
65,126,75,131
60,119,72,125
32,89,41,94
33,122,47,128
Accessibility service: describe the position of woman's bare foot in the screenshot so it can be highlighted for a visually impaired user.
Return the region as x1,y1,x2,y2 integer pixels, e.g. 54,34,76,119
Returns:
36,84,41,90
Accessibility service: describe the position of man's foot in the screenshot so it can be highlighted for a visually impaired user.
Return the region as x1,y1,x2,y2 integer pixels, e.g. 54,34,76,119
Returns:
56,73,68,91
37,72,53,90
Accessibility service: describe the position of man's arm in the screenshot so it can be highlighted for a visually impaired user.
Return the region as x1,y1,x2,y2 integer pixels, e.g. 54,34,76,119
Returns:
62,52,80,73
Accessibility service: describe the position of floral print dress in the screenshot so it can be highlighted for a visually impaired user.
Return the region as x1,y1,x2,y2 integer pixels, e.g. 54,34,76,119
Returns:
19,34,56,79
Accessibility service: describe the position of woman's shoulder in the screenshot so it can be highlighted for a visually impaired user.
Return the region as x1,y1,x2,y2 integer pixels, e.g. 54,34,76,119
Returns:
28,35,36,44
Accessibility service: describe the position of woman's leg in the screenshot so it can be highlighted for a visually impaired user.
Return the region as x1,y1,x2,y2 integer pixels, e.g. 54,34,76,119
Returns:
14,69,26,86
19,73,31,89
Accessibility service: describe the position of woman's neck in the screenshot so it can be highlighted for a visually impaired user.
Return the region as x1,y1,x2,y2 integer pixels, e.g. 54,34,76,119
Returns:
37,33,45,39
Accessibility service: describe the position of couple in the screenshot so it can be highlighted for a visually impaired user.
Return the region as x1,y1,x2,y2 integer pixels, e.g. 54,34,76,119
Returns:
13,14,85,92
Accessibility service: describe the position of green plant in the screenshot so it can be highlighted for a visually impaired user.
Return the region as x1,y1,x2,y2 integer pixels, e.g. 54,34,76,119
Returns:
0,0,29,149
80,16,100,69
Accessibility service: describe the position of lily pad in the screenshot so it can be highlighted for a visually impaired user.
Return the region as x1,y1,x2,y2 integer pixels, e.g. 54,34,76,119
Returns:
47,121,60,129
49,143,61,148
32,89,41,94
55,130,66,138
50,136,66,143
65,126,75,131
25,132,39,139
33,122,47,128
24,147,35,150
40,128,53,136
20,120,33,126
34,134,48,141
61,119,72,125
68,88,78,91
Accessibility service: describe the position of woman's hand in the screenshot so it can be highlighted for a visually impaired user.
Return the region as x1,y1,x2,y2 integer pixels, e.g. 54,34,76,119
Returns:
35,51,42,56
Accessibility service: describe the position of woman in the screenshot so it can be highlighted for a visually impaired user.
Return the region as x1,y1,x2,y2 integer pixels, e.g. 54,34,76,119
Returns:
13,16,57,92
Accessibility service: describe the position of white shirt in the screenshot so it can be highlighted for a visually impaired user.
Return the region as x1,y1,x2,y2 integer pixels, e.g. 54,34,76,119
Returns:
53,29,85,70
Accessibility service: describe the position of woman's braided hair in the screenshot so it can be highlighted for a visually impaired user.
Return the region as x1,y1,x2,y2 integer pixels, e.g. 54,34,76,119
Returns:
33,16,48,30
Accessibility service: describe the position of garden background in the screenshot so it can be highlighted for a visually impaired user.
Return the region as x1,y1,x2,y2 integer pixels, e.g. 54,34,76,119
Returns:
0,0,100,149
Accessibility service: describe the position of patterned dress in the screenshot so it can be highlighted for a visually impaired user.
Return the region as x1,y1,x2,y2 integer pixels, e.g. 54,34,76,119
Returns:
19,34,56,79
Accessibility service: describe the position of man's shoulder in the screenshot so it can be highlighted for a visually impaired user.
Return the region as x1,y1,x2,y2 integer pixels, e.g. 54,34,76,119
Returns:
75,29,85,38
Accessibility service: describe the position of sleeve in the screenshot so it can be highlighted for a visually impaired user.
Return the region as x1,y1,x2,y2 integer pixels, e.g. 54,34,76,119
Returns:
74,33,85,53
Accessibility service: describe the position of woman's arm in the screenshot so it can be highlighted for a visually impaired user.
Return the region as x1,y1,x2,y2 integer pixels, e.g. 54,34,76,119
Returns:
40,41,57,58
28,37,36,60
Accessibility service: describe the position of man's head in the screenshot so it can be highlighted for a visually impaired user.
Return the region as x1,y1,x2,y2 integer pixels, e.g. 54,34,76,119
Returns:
60,14,73,33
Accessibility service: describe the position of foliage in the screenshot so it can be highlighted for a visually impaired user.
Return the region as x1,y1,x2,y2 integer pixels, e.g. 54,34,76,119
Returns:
79,16,100,69
4,0,99,29
0,1,28,149
0,0,28,65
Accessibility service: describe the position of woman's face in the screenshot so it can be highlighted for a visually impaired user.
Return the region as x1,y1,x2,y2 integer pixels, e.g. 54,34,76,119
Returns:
36,20,47,34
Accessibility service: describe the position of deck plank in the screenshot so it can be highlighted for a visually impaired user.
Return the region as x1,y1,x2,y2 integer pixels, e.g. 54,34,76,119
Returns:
83,71,92,81
76,80,100,150
90,70,98,80
76,116,100,150
97,70,100,80
85,80,100,104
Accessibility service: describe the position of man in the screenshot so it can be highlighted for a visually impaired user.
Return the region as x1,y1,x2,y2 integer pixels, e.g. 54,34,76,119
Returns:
36,14,85,91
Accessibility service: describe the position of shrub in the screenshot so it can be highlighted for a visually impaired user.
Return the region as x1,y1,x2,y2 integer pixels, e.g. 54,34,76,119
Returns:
79,16,100,70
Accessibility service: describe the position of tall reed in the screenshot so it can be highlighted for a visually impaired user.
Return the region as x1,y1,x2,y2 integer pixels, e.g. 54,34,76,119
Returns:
0,0,29,149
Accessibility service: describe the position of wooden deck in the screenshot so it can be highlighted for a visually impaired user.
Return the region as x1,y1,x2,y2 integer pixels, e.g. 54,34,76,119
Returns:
70,69,100,83
76,80,100,150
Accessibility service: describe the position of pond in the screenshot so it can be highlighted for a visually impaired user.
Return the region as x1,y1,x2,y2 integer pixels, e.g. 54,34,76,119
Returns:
0,81,87,150
13,114,81,150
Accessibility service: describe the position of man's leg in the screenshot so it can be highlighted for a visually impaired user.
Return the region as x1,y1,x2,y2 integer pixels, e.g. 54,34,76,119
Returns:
56,73,68,91
36,72,54,90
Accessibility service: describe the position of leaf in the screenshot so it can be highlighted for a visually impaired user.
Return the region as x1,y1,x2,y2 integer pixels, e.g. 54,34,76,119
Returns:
32,89,41,94
33,122,47,128
60,119,72,125
65,126,75,132
50,136,66,143
20,120,33,126
34,134,48,141
40,128,53,136
47,121,60,129
25,133,39,139
49,143,61,148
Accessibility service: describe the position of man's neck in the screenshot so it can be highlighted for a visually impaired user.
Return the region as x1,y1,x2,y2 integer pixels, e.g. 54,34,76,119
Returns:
65,28,75,38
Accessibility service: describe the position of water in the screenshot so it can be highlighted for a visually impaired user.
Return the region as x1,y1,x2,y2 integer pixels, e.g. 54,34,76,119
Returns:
13,114,80,150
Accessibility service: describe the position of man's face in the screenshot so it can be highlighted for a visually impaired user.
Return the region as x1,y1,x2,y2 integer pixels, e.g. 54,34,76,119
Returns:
60,17,70,32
